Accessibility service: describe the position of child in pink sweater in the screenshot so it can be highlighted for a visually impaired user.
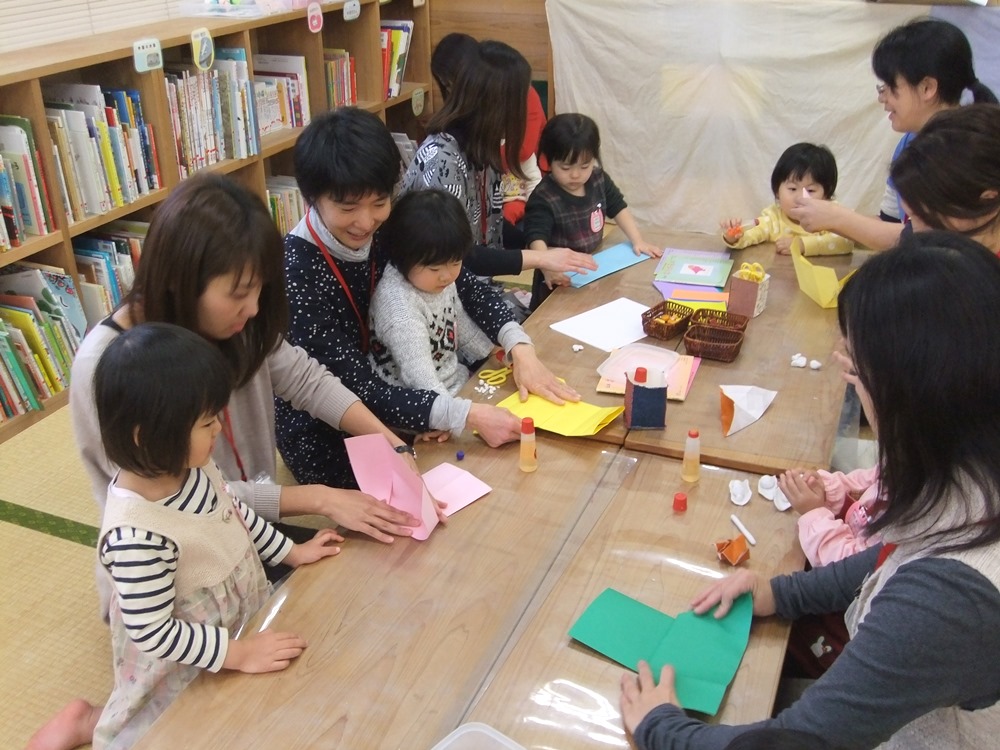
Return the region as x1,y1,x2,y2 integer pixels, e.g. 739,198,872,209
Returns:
779,466,882,567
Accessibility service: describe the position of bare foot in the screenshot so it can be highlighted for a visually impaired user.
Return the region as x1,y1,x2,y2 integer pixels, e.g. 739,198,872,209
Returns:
26,699,101,750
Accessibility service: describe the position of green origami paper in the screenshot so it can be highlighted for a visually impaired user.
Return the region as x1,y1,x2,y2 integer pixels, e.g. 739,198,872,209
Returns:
568,587,753,715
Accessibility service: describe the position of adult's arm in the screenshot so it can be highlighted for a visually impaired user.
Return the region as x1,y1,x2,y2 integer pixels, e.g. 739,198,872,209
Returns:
634,554,1000,750
788,199,903,251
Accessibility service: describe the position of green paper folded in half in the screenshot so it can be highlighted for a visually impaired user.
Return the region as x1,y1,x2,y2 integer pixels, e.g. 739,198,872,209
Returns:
568,588,753,715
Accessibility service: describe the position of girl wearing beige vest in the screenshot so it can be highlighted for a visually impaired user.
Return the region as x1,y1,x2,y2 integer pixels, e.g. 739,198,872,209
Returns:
31,324,343,750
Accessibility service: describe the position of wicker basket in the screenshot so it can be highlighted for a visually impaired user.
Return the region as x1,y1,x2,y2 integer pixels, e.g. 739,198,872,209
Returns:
683,324,745,362
641,300,694,340
689,308,750,333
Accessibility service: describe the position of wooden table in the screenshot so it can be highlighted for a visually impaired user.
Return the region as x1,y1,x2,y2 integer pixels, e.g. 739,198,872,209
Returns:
133,433,626,749
533,230,865,473
463,453,806,748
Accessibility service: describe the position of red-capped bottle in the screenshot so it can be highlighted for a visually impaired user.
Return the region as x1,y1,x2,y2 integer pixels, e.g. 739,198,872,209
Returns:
519,417,537,473
681,429,700,482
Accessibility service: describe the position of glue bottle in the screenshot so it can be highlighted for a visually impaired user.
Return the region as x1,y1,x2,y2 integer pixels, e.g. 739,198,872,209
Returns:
519,417,537,473
681,429,700,482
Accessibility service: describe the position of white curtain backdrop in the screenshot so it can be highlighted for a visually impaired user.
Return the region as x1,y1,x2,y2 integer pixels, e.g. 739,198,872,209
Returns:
546,0,933,235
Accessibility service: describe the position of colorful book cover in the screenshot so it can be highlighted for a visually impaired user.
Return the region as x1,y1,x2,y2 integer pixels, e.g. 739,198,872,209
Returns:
653,251,734,288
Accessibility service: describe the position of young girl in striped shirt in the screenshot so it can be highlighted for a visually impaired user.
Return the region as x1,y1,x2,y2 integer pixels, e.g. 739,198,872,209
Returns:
32,323,343,750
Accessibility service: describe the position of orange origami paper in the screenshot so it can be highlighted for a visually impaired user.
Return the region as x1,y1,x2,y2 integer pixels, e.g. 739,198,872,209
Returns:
714,534,750,566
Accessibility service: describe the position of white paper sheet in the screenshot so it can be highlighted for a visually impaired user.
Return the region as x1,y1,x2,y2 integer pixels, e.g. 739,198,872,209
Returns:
549,297,649,352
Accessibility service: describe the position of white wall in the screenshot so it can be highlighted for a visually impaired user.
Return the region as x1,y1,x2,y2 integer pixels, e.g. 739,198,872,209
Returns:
546,0,988,235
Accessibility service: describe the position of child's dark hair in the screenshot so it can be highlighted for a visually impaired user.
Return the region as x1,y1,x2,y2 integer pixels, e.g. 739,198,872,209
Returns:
771,143,838,198
294,108,402,205
538,113,601,166
122,173,286,388
381,190,473,277
95,323,233,478
431,32,479,101
872,18,997,105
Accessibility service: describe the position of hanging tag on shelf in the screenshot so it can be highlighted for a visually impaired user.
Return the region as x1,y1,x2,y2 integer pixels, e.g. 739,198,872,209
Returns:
344,0,361,22
411,87,425,116
132,38,163,74
307,2,323,33
414,0,426,7
191,28,214,71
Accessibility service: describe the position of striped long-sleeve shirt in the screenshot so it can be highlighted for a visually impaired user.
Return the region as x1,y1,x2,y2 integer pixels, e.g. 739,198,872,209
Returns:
100,468,292,672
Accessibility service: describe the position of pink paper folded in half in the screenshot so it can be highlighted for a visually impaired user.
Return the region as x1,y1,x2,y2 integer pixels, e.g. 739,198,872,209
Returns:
345,434,439,540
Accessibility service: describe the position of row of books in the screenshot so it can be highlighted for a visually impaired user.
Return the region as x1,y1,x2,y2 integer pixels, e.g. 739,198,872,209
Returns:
325,48,358,109
380,20,415,100
254,52,312,131
0,262,86,418
0,116,56,250
266,176,306,236
44,84,162,220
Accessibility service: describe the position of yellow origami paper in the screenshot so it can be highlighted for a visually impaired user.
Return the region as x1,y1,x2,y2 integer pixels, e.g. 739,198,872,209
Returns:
496,393,624,437
791,240,856,308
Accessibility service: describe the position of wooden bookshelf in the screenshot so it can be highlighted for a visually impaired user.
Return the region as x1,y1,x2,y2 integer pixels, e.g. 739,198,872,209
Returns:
0,0,432,443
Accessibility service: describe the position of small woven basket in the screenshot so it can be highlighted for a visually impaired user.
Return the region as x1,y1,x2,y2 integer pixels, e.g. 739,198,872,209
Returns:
683,324,745,362
641,300,694,341
689,308,749,333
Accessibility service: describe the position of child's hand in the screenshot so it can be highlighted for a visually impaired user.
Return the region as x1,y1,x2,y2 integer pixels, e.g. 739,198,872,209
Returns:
542,269,571,289
778,469,826,514
224,629,307,673
775,237,794,255
721,218,744,243
632,239,663,258
415,429,451,443
284,528,344,568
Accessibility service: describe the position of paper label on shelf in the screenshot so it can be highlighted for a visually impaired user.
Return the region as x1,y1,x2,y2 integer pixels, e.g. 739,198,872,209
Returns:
132,38,163,73
191,27,214,71
307,2,323,32
411,87,425,116
414,0,426,7
343,0,360,21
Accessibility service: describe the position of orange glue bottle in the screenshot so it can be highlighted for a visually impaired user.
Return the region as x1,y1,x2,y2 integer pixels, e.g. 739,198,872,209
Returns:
519,417,537,473
681,429,700,483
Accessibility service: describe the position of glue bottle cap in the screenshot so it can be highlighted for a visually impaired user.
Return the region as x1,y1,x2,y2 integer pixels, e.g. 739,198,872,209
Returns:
688,429,699,438
673,492,688,511
634,367,647,383
521,417,534,434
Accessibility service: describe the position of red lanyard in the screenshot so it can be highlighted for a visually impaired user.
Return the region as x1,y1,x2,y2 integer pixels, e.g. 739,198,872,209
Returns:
305,211,376,354
875,542,897,570
219,407,248,482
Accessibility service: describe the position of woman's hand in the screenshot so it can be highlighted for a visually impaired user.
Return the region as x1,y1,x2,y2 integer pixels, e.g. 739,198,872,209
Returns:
311,486,418,543
526,247,599,275
510,343,581,404
779,469,827,514
691,569,776,618
619,661,679,736
283,528,344,567
467,403,521,447
542,269,571,289
787,195,844,234
223,630,308,673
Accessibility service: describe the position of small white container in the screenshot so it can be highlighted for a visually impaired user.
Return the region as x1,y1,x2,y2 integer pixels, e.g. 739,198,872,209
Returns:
430,722,527,750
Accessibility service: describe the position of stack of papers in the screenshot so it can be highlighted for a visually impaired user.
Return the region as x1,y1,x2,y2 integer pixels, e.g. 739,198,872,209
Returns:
496,392,623,437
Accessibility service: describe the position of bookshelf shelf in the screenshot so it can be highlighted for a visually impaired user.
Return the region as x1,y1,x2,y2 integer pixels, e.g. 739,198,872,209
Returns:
0,0,432,442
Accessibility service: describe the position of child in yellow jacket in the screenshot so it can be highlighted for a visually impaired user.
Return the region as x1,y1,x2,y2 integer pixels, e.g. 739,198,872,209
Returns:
721,143,853,256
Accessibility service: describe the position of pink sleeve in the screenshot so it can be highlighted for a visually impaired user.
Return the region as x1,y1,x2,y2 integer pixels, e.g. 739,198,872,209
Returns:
797,507,872,567
817,465,879,516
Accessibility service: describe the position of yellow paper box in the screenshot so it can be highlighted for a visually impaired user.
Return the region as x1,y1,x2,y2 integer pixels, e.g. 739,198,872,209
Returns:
497,393,623,437
791,239,856,308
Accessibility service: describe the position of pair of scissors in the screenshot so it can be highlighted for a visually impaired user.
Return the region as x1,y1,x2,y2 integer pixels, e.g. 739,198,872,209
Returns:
737,262,765,282
477,365,513,385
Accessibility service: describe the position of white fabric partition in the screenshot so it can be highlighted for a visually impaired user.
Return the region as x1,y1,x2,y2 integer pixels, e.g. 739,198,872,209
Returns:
546,0,924,235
